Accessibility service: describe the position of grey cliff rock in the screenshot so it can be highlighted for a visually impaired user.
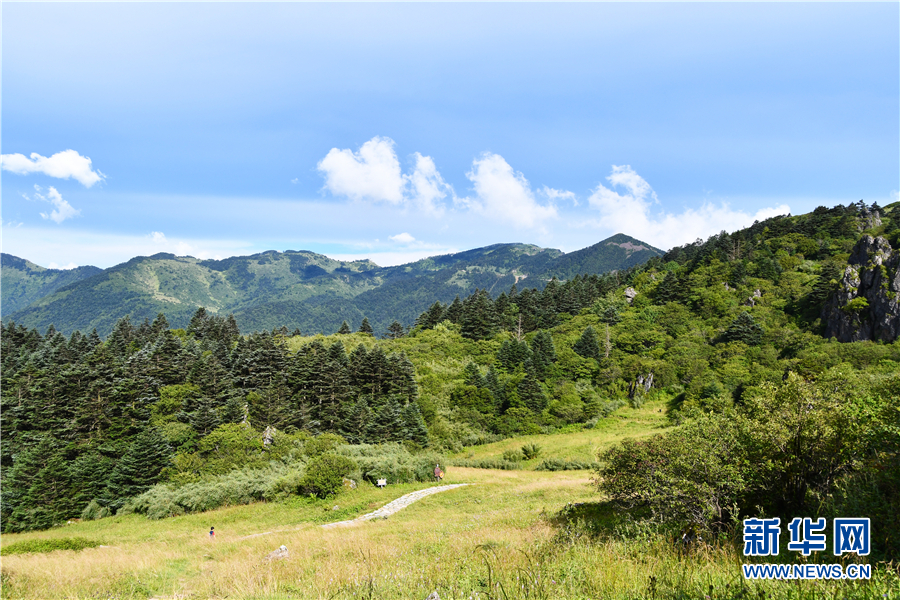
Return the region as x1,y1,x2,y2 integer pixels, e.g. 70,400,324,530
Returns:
822,235,900,342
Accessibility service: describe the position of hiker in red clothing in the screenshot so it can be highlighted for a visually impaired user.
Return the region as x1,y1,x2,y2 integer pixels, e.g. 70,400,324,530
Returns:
433,463,444,484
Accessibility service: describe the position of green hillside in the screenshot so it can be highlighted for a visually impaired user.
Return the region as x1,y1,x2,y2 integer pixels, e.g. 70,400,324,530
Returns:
0,254,102,315
2,236,657,337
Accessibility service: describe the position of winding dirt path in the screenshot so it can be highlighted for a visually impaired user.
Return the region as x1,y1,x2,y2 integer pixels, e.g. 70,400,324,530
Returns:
238,483,471,539
321,483,470,529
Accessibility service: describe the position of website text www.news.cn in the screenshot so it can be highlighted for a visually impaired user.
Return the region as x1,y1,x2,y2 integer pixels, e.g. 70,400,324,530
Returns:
742,517,871,580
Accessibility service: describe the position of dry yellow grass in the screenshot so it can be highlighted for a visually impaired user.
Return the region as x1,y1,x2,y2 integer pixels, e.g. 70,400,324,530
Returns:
3,465,895,599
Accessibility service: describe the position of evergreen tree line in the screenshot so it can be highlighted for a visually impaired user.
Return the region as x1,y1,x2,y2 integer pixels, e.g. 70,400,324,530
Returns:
0,308,427,532
413,272,625,340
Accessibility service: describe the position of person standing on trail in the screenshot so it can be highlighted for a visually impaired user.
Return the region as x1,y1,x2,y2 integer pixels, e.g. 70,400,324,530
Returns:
434,463,444,484
209,527,216,539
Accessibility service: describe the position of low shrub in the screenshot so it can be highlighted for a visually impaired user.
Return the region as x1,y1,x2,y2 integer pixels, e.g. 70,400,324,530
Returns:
449,458,521,470
336,443,445,485
303,433,347,458
80,500,112,521
124,463,297,520
521,443,542,460
299,454,357,499
502,448,523,462
535,458,596,471
1,537,101,555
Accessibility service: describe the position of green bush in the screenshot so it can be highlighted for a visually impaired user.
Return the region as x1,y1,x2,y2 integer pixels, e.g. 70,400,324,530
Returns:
449,458,521,470
303,433,347,458
1,537,101,555
502,448,523,462
299,454,358,499
80,499,112,521
336,443,445,485
535,458,596,471
125,463,297,519
521,443,542,460
597,413,749,529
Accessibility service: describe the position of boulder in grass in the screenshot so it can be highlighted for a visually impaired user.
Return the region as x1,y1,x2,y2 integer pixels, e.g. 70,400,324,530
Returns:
265,545,288,560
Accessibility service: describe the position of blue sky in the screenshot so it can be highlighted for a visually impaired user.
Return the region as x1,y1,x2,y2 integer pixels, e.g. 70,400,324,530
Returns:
2,2,898,269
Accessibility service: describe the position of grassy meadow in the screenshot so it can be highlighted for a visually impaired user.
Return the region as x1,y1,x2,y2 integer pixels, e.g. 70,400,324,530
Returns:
2,404,896,600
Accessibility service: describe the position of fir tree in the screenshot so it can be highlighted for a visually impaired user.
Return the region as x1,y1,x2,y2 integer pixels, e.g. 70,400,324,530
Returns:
315,342,353,431
722,312,763,346
366,395,404,442
104,427,171,509
484,365,505,414
150,313,170,337
517,364,548,413
107,316,135,358
340,396,371,444
654,271,686,305
573,326,602,361
415,301,445,330
445,296,464,324
187,307,209,339
461,289,497,340
358,317,374,335
498,339,532,371
401,401,429,446
385,320,405,340
463,362,485,388
337,320,351,335
529,330,556,379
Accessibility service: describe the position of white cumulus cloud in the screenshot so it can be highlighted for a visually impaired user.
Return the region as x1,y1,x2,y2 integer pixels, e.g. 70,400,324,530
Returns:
317,136,405,204
150,231,167,243
406,153,452,215
465,153,557,229
1,149,105,187
389,232,416,244
586,165,790,248
31,185,81,224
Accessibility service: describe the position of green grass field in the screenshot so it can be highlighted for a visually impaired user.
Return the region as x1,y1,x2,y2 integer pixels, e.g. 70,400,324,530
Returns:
2,402,896,599
450,398,671,466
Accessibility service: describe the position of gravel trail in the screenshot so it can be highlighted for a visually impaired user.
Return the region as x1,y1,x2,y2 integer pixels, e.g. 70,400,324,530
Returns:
238,483,471,539
321,484,470,529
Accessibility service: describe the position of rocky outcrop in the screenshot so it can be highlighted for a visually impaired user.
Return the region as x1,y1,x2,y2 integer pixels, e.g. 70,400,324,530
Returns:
857,206,882,232
822,235,900,342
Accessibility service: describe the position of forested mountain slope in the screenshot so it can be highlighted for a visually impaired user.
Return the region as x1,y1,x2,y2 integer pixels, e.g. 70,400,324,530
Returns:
2,235,659,337
0,254,102,315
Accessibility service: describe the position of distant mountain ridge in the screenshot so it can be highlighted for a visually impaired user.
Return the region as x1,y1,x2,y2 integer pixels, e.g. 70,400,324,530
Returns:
0,255,103,315
1,234,663,336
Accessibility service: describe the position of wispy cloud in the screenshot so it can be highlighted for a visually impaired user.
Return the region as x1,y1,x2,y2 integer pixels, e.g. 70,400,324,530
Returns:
465,153,557,230
586,165,790,248
1,149,105,187
48,262,78,270
1,223,255,269
389,232,416,244
541,185,578,206
29,185,81,224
